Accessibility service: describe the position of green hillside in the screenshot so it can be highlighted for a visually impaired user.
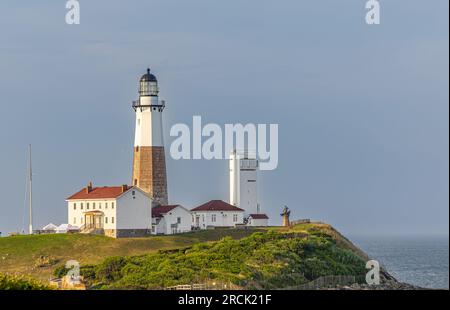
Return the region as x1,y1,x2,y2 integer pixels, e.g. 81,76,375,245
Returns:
81,230,366,289
0,228,266,281
0,223,370,288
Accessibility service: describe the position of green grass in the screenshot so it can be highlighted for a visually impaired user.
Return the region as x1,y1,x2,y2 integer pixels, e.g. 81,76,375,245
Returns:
0,228,266,281
0,223,368,286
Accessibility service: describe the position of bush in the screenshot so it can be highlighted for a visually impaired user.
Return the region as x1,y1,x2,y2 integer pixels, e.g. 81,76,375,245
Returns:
53,265,70,278
80,231,366,289
95,256,127,283
0,273,52,290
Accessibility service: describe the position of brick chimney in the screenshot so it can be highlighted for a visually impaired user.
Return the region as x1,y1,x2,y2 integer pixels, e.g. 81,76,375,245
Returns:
86,181,93,194
121,184,128,193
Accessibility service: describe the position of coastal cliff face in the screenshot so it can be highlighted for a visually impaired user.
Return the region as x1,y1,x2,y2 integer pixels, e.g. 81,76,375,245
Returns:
53,223,383,290
0,223,414,290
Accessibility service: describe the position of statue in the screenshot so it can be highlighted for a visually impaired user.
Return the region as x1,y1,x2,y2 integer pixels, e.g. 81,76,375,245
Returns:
280,206,291,227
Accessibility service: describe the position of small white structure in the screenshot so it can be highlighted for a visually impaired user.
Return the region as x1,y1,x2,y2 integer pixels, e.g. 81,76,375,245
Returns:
42,223,58,232
247,214,269,227
191,200,244,229
151,205,191,235
229,150,259,216
66,182,153,238
55,224,79,234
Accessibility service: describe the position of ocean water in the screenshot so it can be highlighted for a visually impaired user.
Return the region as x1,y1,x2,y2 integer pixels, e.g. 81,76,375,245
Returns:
350,236,449,289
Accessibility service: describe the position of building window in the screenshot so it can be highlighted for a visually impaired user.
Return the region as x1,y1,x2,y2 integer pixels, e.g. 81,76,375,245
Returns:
112,217,115,224
105,202,108,209
93,202,96,209
134,179,138,186
73,203,76,210
105,217,108,224
111,202,115,209
233,214,238,222
212,214,216,223
177,217,181,224
81,203,83,210
87,203,89,210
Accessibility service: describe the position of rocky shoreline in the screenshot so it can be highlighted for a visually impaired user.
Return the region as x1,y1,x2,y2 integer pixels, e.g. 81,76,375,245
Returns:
325,280,430,290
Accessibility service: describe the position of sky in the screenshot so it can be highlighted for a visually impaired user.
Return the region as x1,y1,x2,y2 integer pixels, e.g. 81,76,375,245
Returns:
0,0,448,237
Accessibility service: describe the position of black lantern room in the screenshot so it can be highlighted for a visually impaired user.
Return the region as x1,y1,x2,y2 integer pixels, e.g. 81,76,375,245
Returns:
139,68,158,96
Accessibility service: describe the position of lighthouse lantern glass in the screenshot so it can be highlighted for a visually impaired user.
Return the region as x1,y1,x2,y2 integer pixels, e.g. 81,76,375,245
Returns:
140,81,158,96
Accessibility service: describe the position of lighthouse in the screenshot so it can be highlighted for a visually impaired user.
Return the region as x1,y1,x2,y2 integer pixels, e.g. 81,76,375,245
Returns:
131,68,168,205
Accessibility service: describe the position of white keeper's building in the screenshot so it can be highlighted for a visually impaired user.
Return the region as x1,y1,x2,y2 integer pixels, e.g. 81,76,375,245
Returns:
66,183,153,238
191,200,245,229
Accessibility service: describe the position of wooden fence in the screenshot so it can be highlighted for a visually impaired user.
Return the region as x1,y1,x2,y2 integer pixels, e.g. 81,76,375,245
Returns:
282,275,366,290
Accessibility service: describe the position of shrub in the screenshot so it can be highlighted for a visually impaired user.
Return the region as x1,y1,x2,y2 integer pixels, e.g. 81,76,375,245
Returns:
81,231,366,289
0,273,52,290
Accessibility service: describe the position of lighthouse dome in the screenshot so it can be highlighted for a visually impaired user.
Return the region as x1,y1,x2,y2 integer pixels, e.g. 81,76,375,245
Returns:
140,68,157,82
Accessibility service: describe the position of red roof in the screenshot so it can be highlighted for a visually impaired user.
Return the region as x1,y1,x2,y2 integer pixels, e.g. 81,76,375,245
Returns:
152,205,179,218
249,213,269,219
191,200,244,212
67,186,131,200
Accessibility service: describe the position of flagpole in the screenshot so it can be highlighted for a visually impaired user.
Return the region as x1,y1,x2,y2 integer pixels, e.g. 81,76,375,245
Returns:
29,144,33,235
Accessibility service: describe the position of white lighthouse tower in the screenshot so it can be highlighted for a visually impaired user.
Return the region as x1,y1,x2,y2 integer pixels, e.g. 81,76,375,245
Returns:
229,150,259,216
132,68,168,205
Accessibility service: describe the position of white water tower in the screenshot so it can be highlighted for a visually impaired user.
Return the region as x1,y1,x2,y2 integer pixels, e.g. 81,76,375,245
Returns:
229,150,259,216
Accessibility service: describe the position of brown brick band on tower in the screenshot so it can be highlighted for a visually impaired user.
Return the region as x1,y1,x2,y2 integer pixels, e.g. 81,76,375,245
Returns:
132,146,168,205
